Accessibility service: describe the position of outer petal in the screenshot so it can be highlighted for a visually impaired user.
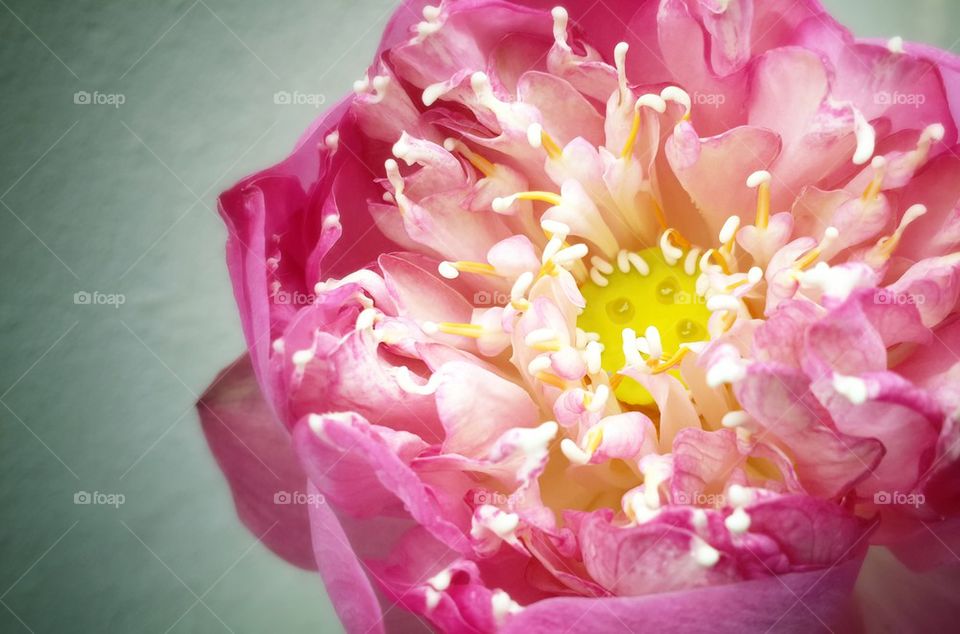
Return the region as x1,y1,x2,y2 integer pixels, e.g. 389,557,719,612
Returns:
501,557,864,633
197,355,316,569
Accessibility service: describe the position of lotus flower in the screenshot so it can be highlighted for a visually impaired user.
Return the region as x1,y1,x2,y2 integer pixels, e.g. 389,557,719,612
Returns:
199,0,960,631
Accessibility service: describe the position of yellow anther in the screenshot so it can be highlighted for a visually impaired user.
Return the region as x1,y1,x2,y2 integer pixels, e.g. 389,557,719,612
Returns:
861,156,886,202
793,227,839,271
540,129,563,160
531,340,563,352
430,322,485,338
536,371,568,389
748,171,772,229
649,347,690,374
652,199,669,231
452,261,498,276
444,138,496,177
516,191,563,206
584,427,604,454
702,248,732,275
662,227,691,250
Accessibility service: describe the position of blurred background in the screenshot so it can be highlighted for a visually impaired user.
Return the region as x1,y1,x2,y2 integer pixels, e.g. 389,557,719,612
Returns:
0,1,957,632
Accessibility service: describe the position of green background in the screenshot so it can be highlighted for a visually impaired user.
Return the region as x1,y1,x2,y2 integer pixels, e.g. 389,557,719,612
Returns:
0,1,956,632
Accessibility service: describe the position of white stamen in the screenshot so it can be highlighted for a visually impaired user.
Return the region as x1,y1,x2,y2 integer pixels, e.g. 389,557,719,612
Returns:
922,123,946,144
621,328,643,367
627,251,650,275
292,349,314,366
428,569,452,592
553,243,589,265
272,338,284,354
551,6,571,51
589,267,609,287
587,384,609,412
395,366,440,395
585,341,603,375
541,219,571,238
721,410,750,428
898,203,928,234
684,248,701,276
727,484,752,508
355,308,378,330
487,511,520,539
352,76,370,94
525,328,560,346
491,590,523,624
491,195,516,213
527,355,553,375
719,216,740,245
644,326,663,360
724,507,751,534
691,537,721,567
614,42,629,98
636,93,667,114
707,295,740,313
421,321,440,335
853,109,876,165
746,170,771,189
527,122,544,149
560,438,590,465
425,588,442,610
659,232,683,266
324,131,339,151
747,266,763,285
660,86,692,118
616,249,630,273
422,82,447,106
511,271,534,300
833,373,868,404
706,359,746,387
590,256,614,275
422,4,442,21
438,261,460,279
887,35,905,54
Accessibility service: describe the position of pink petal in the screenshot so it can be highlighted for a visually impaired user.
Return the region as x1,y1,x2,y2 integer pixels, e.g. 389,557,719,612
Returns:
197,355,315,569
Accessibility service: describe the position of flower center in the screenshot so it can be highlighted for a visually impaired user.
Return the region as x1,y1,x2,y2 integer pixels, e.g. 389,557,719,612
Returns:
577,246,709,405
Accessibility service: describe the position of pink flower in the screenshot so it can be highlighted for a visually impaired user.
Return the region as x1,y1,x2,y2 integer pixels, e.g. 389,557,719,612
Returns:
199,0,960,631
